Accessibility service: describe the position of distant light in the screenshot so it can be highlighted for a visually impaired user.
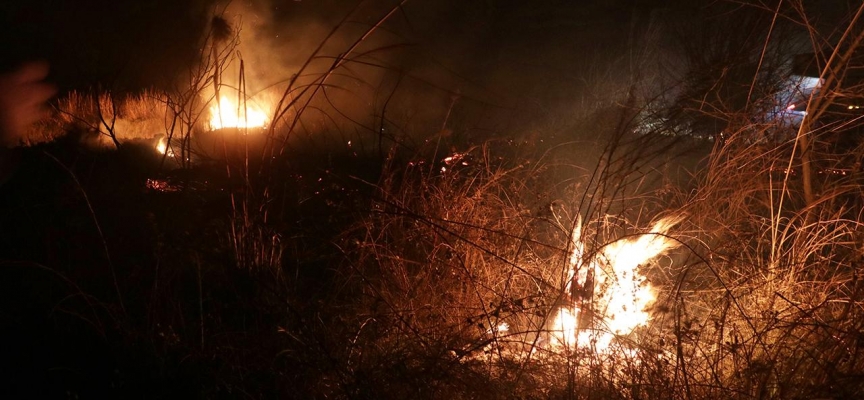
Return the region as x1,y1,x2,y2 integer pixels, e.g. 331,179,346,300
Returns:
795,75,823,90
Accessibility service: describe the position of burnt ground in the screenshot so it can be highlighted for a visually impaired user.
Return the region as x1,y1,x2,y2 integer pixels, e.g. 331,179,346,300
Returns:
0,138,381,398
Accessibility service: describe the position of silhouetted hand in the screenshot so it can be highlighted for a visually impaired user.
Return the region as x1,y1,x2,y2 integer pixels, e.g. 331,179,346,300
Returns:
0,62,56,147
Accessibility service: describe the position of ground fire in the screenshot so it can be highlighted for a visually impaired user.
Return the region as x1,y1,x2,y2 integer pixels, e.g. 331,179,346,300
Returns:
209,95,269,130
552,216,681,351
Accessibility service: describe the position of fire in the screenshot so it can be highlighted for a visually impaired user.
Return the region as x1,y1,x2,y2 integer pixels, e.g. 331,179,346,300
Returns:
551,216,681,352
156,136,174,157
209,95,269,130
552,307,580,348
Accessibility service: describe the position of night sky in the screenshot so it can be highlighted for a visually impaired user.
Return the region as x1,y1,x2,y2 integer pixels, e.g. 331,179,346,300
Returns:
0,0,855,126
0,1,668,92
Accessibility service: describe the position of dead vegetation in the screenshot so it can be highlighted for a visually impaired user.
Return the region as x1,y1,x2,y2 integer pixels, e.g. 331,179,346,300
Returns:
4,1,864,398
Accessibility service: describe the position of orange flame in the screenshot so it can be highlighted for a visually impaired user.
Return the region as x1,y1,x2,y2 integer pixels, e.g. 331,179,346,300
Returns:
156,136,174,157
551,216,681,352
209,95,269,130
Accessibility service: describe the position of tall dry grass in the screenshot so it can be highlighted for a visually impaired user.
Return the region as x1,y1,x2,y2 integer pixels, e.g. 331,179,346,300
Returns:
295,2,864,397
16,1,864,398
24,89,168,147
635,2,864,398
312,96,696,397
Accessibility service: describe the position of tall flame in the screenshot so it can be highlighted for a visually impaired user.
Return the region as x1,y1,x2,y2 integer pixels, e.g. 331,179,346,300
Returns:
209,95,269,130
551,216,681,352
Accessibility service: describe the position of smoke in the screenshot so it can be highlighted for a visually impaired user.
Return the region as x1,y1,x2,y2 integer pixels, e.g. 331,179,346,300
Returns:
2,0,675,150
206,1,397,142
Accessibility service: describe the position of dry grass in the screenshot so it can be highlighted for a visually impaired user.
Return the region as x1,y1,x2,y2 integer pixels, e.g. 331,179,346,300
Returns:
314,101,696,397
23,90,169,147
308,96,864,398
15,1,864,398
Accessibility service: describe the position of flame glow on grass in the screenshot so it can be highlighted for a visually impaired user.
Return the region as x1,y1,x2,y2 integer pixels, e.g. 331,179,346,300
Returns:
552,216,681,352
209,95,269,130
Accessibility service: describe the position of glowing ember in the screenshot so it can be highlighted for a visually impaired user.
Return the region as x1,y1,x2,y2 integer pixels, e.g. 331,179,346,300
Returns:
551,216,681,352
209,95,269,130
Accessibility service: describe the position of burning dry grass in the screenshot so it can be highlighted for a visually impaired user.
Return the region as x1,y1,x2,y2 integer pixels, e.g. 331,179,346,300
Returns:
319,125,699,397
310,105,864,397
209,94,270,130
24,86,277,169
19,70,863,400
23,90,169,147
11,2,864,398
652,126,864,398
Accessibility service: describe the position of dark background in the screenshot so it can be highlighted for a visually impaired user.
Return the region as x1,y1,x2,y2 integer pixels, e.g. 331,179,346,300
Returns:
0,0,674,95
